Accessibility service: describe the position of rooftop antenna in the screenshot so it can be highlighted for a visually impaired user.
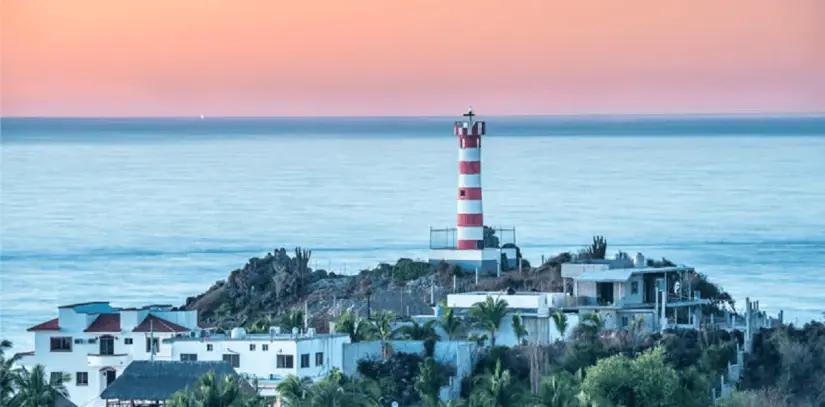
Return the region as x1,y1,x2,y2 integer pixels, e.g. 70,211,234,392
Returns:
463,106,475,125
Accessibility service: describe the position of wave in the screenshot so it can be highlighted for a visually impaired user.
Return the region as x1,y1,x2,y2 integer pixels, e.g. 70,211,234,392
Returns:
2,238,823,263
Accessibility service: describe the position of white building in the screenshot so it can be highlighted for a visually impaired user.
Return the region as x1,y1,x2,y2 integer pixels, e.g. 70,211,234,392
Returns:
562,253,710,332
167,327,350,397
443,291,579,346
18,302,350,406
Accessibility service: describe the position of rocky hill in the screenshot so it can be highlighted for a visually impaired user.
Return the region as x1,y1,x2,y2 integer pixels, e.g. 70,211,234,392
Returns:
183,245,567,331
183,236,733,332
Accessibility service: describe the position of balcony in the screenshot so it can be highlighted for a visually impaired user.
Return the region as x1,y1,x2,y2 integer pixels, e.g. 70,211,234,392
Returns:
87,353,131,368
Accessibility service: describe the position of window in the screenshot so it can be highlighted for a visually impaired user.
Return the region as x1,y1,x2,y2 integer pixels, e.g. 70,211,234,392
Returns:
50,372,65,383
99,335,115,356
262,344,269,351
459,189,466,197
181,353,198,361
206,344,213,351
145,337,160,353
124,338,133,345
249,344,256,351
276,355,294,369
622,317,629,328
630,281,639,295
50,337,72,352
76,372,88,386
315,352,324,366
300,354,310,368
222,354,240,368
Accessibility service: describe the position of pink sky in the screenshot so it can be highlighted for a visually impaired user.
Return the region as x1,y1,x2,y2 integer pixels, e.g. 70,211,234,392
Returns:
2,0,824,117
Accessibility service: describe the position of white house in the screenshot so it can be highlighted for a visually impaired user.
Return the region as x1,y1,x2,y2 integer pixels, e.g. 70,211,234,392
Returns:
19,302,350,406
167,327,350,397
562,253,711,332
20,302,206,407
443,291,579,346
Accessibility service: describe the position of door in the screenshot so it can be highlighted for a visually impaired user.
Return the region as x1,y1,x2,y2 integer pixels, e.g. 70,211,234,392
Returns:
105,369,116,387
99,335,114,355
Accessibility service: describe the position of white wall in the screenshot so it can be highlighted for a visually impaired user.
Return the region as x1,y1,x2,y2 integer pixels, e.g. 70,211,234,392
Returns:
169,335,350,381
561,263,609,279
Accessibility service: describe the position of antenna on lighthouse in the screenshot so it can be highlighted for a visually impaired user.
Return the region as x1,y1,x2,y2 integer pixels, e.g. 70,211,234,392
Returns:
463,106,475,124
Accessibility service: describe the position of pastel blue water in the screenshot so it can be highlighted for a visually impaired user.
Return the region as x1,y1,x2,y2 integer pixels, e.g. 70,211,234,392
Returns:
2,116,825,351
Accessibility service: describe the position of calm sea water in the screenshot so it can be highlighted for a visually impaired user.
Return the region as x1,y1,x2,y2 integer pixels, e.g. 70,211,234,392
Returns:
2,116,825,351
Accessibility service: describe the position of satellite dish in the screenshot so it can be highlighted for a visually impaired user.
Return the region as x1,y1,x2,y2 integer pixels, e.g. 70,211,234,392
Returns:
673,281,681,295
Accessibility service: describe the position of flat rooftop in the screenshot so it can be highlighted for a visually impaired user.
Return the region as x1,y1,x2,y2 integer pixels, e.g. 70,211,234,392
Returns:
165,332,348,343
452,291,561,296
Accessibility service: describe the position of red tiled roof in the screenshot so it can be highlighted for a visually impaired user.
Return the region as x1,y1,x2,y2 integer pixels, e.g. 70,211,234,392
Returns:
85,314,121,332
132,314,190,333
27,318,60,332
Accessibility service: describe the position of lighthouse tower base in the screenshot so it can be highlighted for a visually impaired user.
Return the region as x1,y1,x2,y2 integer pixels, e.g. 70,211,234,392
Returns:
428,227,519,276
428,248,502,275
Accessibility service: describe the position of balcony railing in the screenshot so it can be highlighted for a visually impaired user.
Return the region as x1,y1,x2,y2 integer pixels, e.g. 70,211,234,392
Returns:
87,353,131,368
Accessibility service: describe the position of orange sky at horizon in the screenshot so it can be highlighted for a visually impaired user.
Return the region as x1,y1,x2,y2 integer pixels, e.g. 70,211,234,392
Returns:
2,0,824,117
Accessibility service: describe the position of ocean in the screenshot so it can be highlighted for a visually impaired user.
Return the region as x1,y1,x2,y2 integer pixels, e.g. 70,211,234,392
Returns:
2,115,824,351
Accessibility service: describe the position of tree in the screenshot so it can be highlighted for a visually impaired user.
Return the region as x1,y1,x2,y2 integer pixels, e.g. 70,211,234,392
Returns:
416,357,445,407
511,314,529,345
276,375,313,405
577,236,607,260
534,371,581,407
551,311,569,343
294,247,312,294
192,371,245,407
281,309,306,333
397,320,440,341
468,360,528,407
580,346,700,407
483,227,501,249
10,364,69,407
334,310,372,343
470,296,509,347
1,340,21,407
438,302,464,341
370,310,396,359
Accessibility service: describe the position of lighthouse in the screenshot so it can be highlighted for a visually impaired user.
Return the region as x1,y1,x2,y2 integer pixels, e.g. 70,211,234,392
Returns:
456,107,485,250
428,108,516,274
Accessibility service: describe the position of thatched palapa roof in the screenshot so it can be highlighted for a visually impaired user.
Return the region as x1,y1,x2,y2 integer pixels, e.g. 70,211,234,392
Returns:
100,361,255,401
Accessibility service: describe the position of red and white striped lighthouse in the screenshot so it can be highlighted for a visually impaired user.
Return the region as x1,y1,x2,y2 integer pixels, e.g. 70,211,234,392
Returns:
455,107,487,250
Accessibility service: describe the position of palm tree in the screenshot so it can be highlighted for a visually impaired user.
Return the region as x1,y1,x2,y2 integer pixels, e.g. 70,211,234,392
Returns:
468,360,527,407
334,310,372,343
438,303,464,341
511,314,529,345
248,314,277,334
192,371,244,407
551,311,568,343
581,313,604,331
469,296,509,347
534,372,580,407
396,320,440,341
415,358,444,407
1,340,21,407
11,364,69,407
167,391,199,407
370,311,396,359
305,369,375,407
276,375,313,405
281,309,306,333
468,333,489,347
